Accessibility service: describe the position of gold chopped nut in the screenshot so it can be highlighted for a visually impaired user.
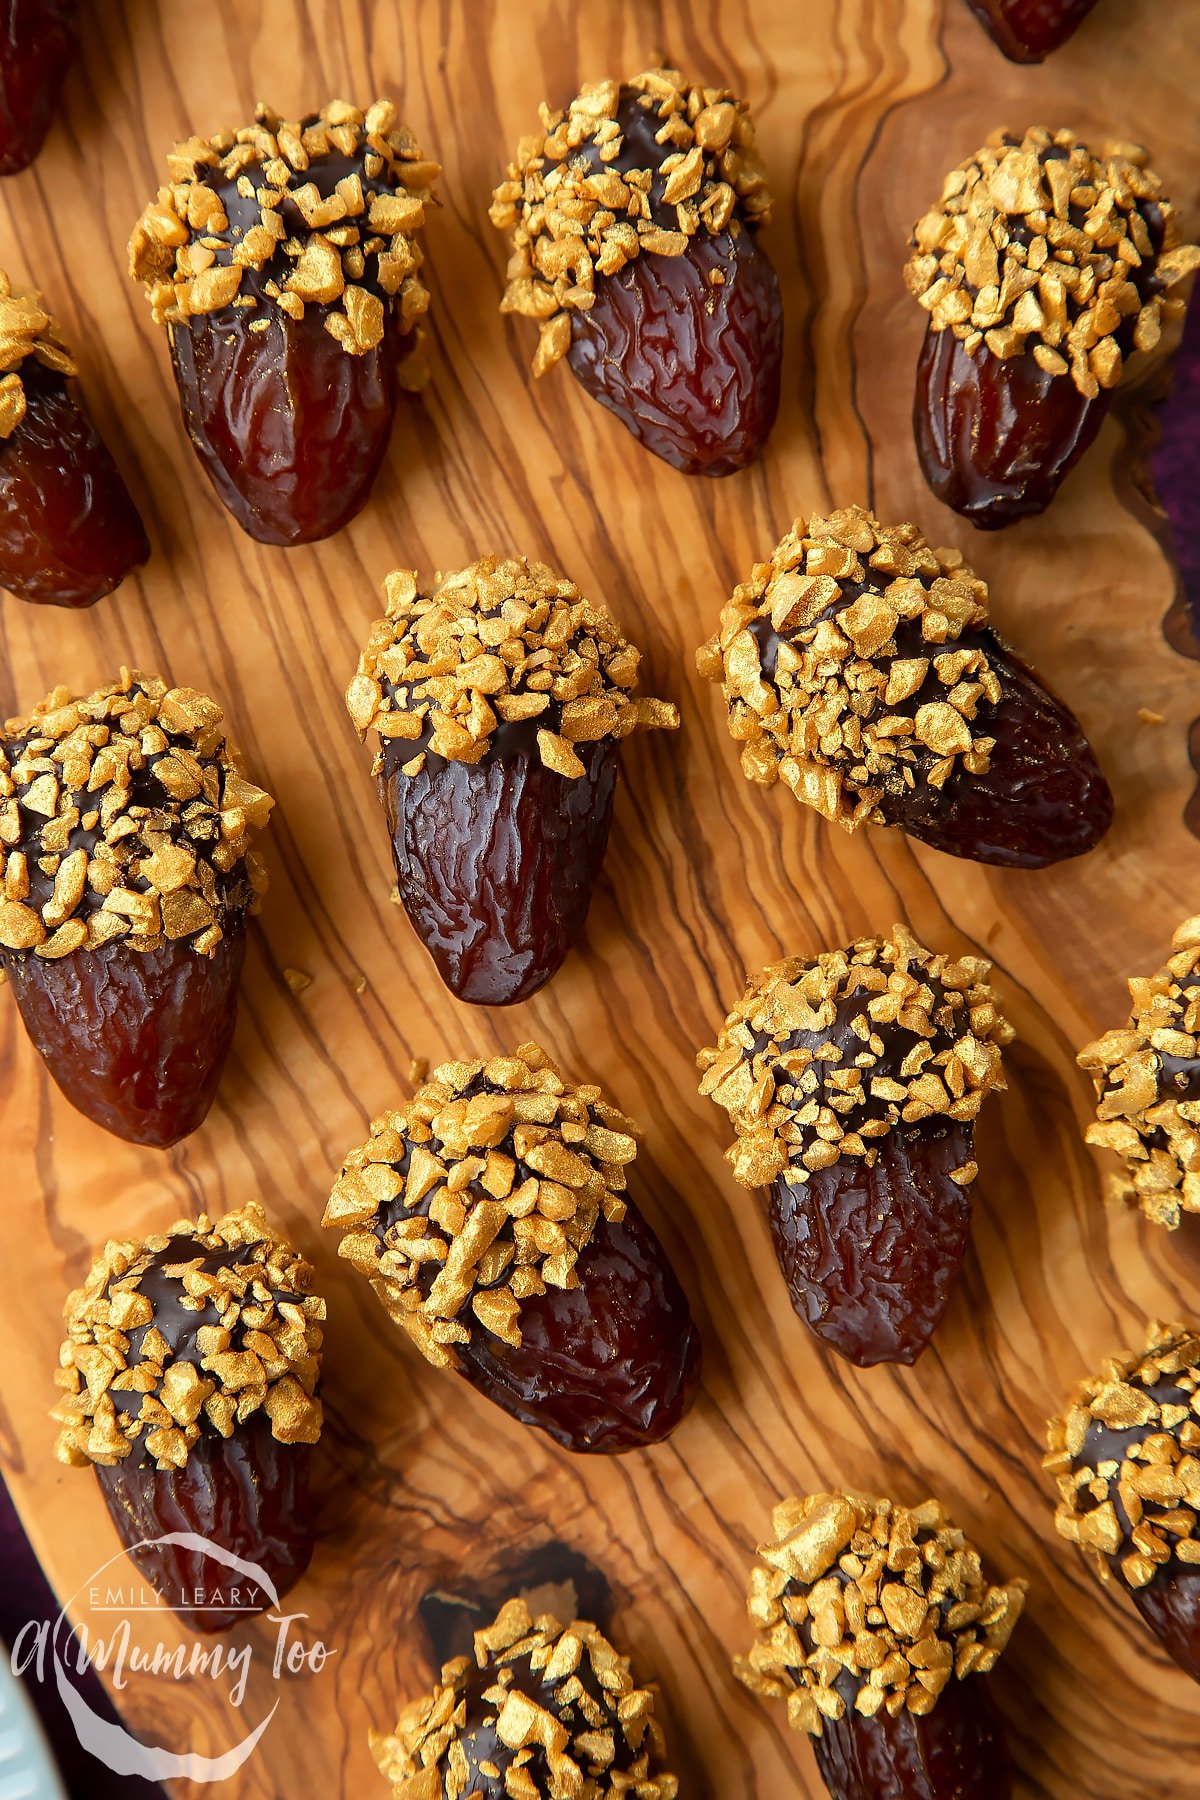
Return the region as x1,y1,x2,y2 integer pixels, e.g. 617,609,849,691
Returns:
490,67,771,374
906,127,1200,401
346,556,678,776
0,671,272,960
697,506,998,832
370,1597,677,1798
52,1205,324,1472
735,1492,1025,1736
1077,917,1200,1230
129,99,438,371
0,271,78,440
1046,1320,1200,1590
699,924,1012,1185
284,967,312,995
322,1043,640,1371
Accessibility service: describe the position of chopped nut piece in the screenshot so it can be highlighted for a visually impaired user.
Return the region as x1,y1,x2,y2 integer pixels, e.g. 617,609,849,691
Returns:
346,556,678,775
0,270,77,440
697,506,999,831
699,925,1012,1186
1046,1320,1200,1589
490,66,771,374
0,671,272,960
370,1596,677,1798
1078,917,1200,1229
129,99,437,368
323,1042,640,1370
735,1492,1025,1736
906,127,1200,401
52,1205,324,1472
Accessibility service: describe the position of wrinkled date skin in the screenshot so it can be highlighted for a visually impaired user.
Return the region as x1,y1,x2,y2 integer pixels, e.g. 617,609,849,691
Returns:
879,628,1113,868
769,1122,975,1367
0,0,76,174
455,1199,702,1453
5,925,245,1147
381,740,618,1006
169,305,400,546
1130,1570,1200,1685
812,1676,1013,1800
563,84,782,476
913,327,1109,529
0,363,149,607
568,226,783,477
95,1420,315,1633
963,0,1099,61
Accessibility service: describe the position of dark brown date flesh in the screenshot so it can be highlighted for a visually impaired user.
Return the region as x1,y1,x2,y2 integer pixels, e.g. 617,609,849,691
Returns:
381,741,617,1007
914,325,1109,529
94,1420,315,1634
168,305,399,546
4,925,245,1147
0,362,149,607
962,0,1099,60
567,224,783,477
879,628,1113,868
455,1196,702,1453
0,0,76,174
1130,1569,1200,1686
813,1676,1012,1800
769,1122,974,1367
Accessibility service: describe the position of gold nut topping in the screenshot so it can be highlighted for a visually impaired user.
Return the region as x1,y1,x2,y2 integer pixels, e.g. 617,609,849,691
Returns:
346,555,678,774
698,924,1012,1188
0,271,77,440
490,66,771,375
906,126,1200,401
1078,916,1200,1230
52,1204,324,1472
735,1492,1025,1736
370,1596,678,1799
129,99,438,371
1045,1320,1200,1590
0,670,273,961
697,505,999,833
322,1042,639,1372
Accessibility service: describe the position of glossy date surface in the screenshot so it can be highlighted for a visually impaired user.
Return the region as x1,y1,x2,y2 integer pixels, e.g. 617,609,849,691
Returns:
963,0,1100,61
812,1677,1013,1800
880,628,1113,868
0,362,148,607
568,224,783,477
5,925,245,1147
769,1122,976,1367
913,327,1109,529
381,740,618,1007
564,82,782,476
95,1418,315,1634
445,1198,701,1454
0,0,76,174
170,306,400,546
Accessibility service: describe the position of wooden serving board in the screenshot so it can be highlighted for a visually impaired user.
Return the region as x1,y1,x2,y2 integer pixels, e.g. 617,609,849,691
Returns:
2,2,1200,1794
